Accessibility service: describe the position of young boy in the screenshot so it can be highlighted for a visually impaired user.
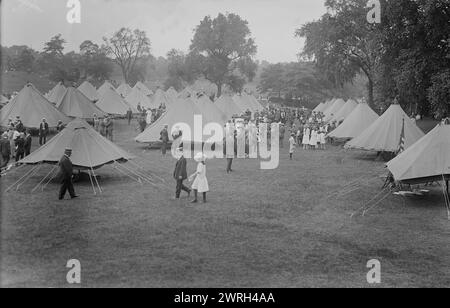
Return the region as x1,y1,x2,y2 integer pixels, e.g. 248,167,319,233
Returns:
289,133,296,160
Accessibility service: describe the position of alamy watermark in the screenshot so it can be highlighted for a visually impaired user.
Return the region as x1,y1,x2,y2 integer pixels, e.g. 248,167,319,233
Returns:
367,0,381,24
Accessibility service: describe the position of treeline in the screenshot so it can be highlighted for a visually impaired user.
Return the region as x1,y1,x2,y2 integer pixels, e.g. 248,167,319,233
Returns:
297,0,449,118
1,13,259,99
0,30,169,88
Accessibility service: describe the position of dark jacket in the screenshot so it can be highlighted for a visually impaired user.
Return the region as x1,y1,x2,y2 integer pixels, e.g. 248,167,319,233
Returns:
15,137,25,154
160,129,169,143
39,122,49,136
59,155,73,180
0,138,11,157
24,134,32,152
173,156,187,180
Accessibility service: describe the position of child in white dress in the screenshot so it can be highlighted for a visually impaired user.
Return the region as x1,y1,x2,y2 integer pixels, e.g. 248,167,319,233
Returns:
189,153,209,203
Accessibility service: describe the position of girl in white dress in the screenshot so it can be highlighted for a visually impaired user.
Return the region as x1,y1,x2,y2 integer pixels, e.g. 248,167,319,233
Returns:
319,127,326,150
309,128,318,150
302,126,310,150
189,153,209,203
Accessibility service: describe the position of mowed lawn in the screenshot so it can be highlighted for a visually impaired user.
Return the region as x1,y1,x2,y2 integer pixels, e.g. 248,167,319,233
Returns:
1,119,449,288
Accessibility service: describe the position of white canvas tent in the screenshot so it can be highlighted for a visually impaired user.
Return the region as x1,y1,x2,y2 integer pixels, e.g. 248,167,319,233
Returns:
125,86,153,110
329,99,358,124
135,98,201,143
96,87,137,115
313,102,325,113
56,87,107,119
151,89,171,108
215,95,243,119
387,120,450,184
324,98,346,122
345,104,424,152
166,87,178,100
97,81,115,98
327,102,379,140
78,81,99,102
195,94,227,125
0,83,70,128
116,83,132,98
134,81,153,96
46,82,66,104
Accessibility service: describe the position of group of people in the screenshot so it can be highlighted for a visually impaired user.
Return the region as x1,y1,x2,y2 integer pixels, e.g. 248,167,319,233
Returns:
93,114,114,141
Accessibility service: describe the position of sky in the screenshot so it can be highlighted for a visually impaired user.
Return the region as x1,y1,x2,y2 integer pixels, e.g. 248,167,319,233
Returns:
1,0,326,63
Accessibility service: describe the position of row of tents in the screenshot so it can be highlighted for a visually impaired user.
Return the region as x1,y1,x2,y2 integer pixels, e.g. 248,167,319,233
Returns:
314,98,449,191
0,81,264,130
135,93,265,143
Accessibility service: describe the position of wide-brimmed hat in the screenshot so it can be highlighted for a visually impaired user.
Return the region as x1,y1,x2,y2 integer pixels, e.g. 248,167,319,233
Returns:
194,152,207,162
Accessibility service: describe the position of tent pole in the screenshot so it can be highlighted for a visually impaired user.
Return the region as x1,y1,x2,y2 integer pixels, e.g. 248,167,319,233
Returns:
87,169,97,195
31,165,57,193
4,165,39,193
81,136,102,194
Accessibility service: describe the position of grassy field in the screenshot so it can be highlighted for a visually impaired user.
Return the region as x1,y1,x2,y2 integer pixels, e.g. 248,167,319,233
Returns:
1,119,449,288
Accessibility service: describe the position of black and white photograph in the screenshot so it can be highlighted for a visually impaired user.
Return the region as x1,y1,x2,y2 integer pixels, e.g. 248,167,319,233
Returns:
0,0,449,292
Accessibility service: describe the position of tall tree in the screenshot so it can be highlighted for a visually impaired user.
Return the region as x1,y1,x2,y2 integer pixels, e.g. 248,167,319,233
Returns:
297,0,382,107
103,28,151,84
189,13,257,97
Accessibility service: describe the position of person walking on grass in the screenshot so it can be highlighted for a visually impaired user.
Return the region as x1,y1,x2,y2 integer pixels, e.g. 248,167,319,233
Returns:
189,153,209,203
289,133,296,160
58,148,78,200
160,124,169,156
39,118,49,146
173,147,191,200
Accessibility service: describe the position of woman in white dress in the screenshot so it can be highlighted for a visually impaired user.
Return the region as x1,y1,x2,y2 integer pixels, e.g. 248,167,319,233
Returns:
189,153,209,203
309,127,318,150
302,126,310,150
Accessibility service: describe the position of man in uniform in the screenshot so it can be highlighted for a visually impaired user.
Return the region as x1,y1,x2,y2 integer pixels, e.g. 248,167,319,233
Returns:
58,148,78,200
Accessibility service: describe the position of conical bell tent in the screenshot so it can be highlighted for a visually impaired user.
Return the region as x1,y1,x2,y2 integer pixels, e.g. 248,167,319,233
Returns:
195,94,227,125
125,86,153,110
96,87,137,115
97,81,115,98
166,87,178,100
46,82,67,104
116,83,132,98
345,103,424,152
386,120,450,184
56,87,107,119
324,98,346,122
0,83,70,128
329,99,358,124
313,102,325,113
135,97,201,143
151,88,171,108
215,95,243,119
134,81,153,96
20,118,134,170
78,81,99,102
327,102,379,140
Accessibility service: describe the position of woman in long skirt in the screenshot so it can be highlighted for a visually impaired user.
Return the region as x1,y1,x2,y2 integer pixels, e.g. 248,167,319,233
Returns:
190,153,209,203
302,126,310,150
309,127,318,150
